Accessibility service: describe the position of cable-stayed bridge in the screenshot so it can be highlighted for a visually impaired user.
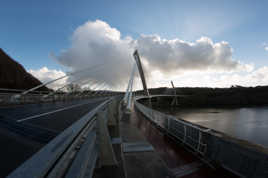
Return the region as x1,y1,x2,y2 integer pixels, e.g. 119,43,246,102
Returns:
0,51,267,178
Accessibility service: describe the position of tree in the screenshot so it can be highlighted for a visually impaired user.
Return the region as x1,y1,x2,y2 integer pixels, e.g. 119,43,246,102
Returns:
66,83,81,93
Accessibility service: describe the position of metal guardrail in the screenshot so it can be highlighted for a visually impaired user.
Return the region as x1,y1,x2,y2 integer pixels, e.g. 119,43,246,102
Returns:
135,98,268,178
7,97,118,178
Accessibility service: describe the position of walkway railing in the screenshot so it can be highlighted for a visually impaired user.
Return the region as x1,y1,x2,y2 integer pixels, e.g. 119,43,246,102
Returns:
135,100,207,155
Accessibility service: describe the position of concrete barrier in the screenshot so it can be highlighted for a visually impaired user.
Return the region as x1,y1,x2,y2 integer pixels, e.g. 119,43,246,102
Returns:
135,100,268,178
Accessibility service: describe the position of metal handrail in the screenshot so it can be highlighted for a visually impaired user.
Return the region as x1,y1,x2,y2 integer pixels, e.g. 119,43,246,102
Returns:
7,98,111,178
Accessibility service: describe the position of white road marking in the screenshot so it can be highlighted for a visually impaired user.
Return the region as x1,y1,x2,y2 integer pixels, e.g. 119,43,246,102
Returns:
17,102,94,123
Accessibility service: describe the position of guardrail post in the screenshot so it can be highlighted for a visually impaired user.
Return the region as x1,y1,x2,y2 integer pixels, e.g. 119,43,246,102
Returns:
183,125,187,144
168,117,171,132
97,109,117,166
22,95,26,104
107,100,117,126
197,131,202,153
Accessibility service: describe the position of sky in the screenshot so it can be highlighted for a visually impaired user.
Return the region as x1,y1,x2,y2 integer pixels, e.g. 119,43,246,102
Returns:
1,0,268,90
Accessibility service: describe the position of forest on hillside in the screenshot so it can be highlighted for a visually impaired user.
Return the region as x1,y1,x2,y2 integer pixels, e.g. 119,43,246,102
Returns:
142,85,268,107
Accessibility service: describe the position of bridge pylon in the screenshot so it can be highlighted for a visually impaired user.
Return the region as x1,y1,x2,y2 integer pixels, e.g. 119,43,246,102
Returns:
133,50,149,96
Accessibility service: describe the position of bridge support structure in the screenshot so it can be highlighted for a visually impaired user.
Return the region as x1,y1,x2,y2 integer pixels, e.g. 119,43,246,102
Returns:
133,50,149,97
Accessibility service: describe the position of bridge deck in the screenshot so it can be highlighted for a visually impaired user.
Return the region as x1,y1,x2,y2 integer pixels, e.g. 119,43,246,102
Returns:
94,103,237,178
120,111,171,178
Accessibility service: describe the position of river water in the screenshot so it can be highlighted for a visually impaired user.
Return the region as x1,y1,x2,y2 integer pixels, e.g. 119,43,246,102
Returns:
169,107,268,147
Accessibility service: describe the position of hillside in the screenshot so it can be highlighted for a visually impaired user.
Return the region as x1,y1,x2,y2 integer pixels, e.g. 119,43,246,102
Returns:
173,86,268,106
136,86,268,107
147,86,268,107
0,48,48,91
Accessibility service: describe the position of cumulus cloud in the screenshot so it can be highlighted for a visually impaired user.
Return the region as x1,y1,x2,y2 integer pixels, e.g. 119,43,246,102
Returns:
54,20,133,90
155,66,268,88
136,35,250,74
52,19,263,90
28,67,67,89
216,66,268,87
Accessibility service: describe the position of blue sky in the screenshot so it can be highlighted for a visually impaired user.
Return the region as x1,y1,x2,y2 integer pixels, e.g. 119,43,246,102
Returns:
1,0,268,88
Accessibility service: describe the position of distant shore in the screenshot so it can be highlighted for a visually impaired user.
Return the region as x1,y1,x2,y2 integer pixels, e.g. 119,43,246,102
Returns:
144,85,268,108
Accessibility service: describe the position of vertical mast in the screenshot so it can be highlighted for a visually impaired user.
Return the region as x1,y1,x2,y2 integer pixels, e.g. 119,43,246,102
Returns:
133,50,149,96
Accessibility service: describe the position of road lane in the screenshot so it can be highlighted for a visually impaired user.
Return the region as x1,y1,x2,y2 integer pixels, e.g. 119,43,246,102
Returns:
17,100,102,122
0,97,107,121
24,99,105,131
0,127,43,178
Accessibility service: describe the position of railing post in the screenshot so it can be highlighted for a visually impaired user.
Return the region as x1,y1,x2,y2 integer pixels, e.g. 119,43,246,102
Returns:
96,109,117,166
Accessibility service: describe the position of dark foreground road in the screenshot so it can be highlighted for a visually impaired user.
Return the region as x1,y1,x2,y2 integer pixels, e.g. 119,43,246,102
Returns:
0,97,108,177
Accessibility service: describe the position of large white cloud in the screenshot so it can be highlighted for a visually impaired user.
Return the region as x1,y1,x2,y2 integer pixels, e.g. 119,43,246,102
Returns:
154,66,268,88
50,20,266,90
136,35,251,74
28,67,67,89
54,20,134,90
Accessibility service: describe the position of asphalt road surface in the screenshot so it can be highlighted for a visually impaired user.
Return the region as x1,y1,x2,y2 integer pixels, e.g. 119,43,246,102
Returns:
0,97,108,177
